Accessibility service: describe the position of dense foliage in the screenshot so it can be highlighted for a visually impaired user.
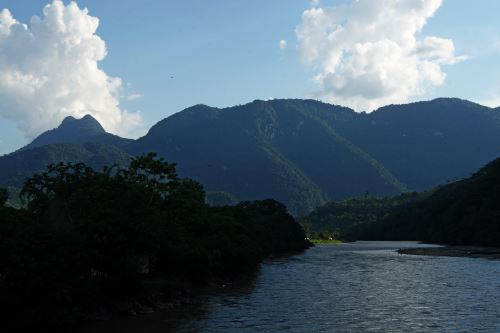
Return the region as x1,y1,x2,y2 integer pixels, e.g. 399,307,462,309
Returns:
300,193,422,241
354,158,500,246
0,154,308,330
305,157,500,247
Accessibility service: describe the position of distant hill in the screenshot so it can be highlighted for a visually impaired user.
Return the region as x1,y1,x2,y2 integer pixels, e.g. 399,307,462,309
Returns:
342,98,500,191
0,115,132,202
20,114,132,151
2,98,500,215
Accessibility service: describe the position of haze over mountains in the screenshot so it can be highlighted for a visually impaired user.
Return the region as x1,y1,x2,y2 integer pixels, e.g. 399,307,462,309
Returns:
2,98,500,215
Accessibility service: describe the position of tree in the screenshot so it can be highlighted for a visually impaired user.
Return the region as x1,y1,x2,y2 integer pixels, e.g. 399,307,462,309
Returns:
0,188,7,206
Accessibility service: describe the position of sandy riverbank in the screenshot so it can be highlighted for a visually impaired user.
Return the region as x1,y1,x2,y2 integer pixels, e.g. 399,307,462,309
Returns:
398,246,500,259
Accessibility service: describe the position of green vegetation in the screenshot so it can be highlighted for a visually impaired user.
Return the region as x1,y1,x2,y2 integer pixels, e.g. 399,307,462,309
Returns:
205,191,239,206
305,157,500,247
300,193,423,241
353,158,500,246
310,239,342,245
0,142,131,205
0,153,309,330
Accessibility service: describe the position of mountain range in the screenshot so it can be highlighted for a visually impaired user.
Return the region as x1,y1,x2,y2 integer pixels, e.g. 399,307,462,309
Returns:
2,98,500,215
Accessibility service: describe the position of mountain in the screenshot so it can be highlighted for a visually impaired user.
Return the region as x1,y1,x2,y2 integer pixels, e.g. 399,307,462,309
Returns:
128,98,500,214
20,114,132,151
2,98,500,215
0,115,132,198
341,98,500,191
128,100,406,215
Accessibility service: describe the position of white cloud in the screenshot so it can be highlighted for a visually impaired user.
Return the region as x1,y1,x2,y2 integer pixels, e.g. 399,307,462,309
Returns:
279,39,287,50
126,93,144,101
478,96,500,108
296,0,465,111
0,1,143,139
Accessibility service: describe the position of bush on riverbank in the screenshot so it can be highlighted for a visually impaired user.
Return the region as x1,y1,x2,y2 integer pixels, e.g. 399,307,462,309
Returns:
0,153,309,330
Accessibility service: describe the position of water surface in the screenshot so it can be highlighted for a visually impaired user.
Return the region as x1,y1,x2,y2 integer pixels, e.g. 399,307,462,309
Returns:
88,241,500,332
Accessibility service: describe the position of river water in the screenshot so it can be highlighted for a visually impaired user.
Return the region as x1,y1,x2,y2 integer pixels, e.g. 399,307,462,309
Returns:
86,241,500,333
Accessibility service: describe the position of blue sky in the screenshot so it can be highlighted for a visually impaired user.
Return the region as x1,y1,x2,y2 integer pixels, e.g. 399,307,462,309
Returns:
0,0,499,154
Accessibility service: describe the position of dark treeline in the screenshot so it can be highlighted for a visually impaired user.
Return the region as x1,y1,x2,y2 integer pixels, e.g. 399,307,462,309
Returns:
304,158,500,247
355,158,500,245
300,193,423,241
0,153,309,330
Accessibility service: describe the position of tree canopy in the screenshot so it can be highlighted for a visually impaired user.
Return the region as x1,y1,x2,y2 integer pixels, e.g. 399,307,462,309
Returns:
0,153,309,330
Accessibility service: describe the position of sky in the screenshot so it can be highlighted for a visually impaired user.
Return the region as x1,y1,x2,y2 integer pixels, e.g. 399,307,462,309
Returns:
0,0,499,154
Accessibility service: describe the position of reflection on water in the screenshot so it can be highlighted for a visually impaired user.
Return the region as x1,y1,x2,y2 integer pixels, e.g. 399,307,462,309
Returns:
178,241,500,333
85,242,500,333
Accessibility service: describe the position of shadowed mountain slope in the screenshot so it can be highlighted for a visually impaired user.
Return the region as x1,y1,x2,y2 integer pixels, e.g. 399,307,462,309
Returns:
21,114,132,152
0,142,130,188
128,100,401,214
2,98,500,215
337,98,500,191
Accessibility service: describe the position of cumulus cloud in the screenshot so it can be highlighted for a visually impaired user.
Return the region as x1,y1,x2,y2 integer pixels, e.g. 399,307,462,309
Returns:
279,39,287,50
296,0,465,111
478,96,500,108
0,1,142,139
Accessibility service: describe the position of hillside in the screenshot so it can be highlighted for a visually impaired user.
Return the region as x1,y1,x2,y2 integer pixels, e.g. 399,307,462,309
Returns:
0,142,131,188
0,115,132,203
2,98,500,215
128,100,405,215
343,98,500,191
351,157,500,246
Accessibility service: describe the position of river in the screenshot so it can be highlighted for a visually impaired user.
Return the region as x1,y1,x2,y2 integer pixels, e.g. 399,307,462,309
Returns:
85,241,500,333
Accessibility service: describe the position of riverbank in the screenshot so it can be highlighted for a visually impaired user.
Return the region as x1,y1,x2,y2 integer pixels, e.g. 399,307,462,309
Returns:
310,239,342,245
75,276,256,333
398,245,500,259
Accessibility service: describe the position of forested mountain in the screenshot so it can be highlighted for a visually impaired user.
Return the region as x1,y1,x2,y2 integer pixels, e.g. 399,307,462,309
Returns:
0,142,130,188
128,100,406,215
341,98,500,191
2,98,500,215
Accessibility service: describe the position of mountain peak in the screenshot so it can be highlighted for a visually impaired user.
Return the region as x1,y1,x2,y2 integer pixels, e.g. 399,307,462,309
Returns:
59,114,105,133
61,115,76,124
19,114,110,152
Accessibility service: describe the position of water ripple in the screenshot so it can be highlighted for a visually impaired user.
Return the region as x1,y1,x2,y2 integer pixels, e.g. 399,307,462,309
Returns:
180,241,500,333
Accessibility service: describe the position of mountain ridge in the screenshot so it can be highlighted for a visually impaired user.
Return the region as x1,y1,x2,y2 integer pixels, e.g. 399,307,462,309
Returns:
2,97,500,215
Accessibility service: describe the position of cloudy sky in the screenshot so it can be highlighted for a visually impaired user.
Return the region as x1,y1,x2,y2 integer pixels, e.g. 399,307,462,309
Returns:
0,0,499,154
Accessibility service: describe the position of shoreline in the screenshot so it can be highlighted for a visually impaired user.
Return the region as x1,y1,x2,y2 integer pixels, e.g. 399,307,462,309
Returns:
75,275,258,333
310,239,343,245
398,245,500,259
